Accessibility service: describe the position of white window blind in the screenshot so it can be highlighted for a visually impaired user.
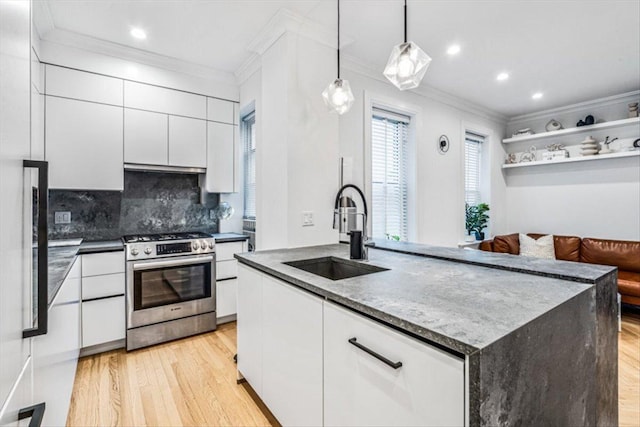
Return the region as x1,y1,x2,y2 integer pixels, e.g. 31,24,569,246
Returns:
464,132,484,206
371,107,409,241
243,112,256,219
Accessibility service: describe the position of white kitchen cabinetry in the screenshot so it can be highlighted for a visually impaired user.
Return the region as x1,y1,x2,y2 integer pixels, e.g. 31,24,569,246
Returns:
81,252,126,353
168,116,207,168
45,65,123,106
124,81,206,119
237,264,263,395
124,109,169,165
32,258,81,427
261,275,323,427
215,240,247,322
323,302,464,427
237,266,323,426
206,121,236,193
45,96,123,190
207,97,234,124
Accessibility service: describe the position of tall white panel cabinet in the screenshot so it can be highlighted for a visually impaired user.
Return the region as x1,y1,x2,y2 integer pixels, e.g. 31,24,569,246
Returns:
0,0,35,424
206,121,236,193
45,96,124,190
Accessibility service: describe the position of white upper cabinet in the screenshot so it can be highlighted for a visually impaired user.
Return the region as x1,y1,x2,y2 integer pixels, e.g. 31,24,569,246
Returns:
207,97,234,124
168,116,207,168
124,109,169,165
206,121,235,192
124,81,206,119
45,65,123,106
46,96,124,190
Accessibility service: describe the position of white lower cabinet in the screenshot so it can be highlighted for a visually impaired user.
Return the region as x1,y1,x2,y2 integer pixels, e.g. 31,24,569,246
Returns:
237,264,263,395
323,302,465,427
215,241,247,323
82,296,126,348
261,275,323,427
32,258,81,427
216,279,237,319
237,265,466,427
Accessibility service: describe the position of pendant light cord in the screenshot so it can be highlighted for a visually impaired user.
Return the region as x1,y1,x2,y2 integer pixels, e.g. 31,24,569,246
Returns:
337,0,341,79
404,0,407,43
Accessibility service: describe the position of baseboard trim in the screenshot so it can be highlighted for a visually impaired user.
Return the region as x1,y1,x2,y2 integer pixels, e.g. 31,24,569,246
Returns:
80,339,125,357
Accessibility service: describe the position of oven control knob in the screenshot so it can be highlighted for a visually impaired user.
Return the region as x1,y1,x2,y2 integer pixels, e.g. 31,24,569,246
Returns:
144,247,152,255
200,240,209,251
208,241,214,249
130,248,139,256
192,241,200,250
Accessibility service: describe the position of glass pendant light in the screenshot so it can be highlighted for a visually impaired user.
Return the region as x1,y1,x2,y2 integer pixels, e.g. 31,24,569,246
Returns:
322,0,354,115
383,0,431,91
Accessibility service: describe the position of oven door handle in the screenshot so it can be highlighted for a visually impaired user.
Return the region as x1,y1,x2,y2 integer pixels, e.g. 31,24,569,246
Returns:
133,255,215,271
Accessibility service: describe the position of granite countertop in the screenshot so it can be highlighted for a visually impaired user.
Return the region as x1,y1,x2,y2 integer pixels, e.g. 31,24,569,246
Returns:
47,244,81,307
212,232,249,243
78,239,124,254
235,244,605,355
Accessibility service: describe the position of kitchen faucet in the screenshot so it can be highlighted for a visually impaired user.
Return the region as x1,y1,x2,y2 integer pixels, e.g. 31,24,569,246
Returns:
333,184,369,260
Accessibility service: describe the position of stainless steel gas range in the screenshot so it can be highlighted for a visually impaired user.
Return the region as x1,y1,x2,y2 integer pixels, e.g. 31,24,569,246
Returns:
123,232,217,351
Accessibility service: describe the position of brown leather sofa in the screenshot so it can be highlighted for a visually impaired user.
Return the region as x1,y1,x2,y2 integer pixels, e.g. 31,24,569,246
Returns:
479,233,640,307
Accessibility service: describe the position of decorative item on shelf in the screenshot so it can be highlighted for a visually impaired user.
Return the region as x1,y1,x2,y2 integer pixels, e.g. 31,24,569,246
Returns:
437,135,449,154
580,135,599,156
383,0,432,90
519,145,537,162
629,102,639,118
512,128,534,138
598,136,618,154
577,115,596,127
542,143,569,161
505,153,517,164
465,203,490,241
322,0,354,115
545,119,563,132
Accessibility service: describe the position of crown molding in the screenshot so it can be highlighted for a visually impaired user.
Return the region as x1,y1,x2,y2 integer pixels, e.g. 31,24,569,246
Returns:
235,53,262,86
508,90,640,123
40,28,237,85
32,0,55,39
341,54,509,124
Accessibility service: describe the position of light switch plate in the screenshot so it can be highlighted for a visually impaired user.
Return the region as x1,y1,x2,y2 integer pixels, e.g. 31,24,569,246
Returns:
55,211,71,224
302,211,314,227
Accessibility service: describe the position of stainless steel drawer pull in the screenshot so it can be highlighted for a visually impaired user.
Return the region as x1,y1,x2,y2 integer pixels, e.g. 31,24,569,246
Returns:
348,337,403,369
19,402,46,427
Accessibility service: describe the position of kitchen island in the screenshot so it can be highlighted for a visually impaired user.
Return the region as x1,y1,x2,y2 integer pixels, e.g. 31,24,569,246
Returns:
235,242,618,426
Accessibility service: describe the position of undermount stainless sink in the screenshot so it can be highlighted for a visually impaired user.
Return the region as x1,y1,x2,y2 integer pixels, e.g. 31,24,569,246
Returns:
284,256,388,281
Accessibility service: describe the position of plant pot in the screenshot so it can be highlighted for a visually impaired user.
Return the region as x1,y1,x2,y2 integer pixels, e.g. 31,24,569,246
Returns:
474,231,485,241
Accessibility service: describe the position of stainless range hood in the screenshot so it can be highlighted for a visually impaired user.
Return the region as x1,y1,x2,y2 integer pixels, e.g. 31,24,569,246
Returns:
124,163,206,174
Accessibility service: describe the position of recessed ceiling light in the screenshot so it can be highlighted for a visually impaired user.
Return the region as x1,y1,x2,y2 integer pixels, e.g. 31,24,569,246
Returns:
496,72,509,81
532,92,543,100
130,28,146,40
447,44,461,55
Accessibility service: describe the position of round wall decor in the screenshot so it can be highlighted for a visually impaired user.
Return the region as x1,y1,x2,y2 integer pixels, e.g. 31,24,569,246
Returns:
438,135,450,154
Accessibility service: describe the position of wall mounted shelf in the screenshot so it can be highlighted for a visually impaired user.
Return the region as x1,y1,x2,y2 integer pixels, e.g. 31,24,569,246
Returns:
503,117,640,144
502,150,640,169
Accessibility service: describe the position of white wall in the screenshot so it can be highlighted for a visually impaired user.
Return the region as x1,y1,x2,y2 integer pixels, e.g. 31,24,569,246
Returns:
339,68,507,247
244,32,339,250
504,93,640,240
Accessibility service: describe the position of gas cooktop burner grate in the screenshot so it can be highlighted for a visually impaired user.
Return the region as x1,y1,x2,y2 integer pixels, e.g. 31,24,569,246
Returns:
123,232,212,244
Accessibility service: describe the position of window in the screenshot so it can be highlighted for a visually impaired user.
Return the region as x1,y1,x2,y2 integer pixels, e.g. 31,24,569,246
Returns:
243,112,256,219
371,107,410,241
464,132,484,206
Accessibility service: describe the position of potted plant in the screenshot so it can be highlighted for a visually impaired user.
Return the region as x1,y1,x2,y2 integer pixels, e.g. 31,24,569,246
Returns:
465,203,490,241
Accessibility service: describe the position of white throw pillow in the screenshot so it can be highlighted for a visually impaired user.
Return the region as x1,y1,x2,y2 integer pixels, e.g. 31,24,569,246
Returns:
519,234,556,260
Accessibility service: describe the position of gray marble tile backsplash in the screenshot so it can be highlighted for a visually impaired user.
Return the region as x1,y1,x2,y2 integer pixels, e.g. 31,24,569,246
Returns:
48,171,219,241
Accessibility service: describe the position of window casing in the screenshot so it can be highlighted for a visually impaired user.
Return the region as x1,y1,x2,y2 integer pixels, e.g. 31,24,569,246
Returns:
464,132,484,207
371,107,409,241
243,112,256,220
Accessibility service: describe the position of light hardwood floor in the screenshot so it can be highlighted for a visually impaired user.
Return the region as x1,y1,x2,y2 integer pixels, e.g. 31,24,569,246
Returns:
68,315,640,427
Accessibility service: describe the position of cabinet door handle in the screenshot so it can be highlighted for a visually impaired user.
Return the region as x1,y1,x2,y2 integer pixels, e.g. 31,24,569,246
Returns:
348,337,403,369
18,402,46,427
23,160,49,338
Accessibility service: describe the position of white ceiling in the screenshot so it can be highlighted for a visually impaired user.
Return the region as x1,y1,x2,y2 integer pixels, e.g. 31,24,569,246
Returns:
38,0,640,117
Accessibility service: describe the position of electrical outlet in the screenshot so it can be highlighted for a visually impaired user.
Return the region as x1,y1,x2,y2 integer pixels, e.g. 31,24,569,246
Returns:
302,211,314,227
55,211,71,224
